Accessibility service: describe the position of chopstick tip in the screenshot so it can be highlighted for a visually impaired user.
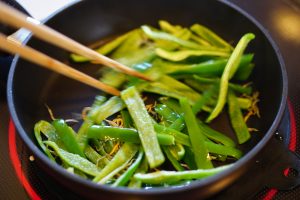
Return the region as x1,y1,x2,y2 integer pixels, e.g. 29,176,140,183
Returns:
134,71,153,81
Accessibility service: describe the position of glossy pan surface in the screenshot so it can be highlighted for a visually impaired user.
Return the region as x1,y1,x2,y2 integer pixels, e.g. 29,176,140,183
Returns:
7,0,287,199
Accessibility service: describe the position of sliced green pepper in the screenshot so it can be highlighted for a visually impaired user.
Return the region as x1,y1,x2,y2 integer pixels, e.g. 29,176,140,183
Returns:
121,86,165,168
93,142,139,182
155,48,230,62
154,54,253,76
228,90,251,144
134,164,232,184
52,119,85,158
191,24,233,50
113,148,144,187
34,120,59,161
207,33,255,122
70,30,134,62
45,141,100,176
162,146,185,171
141,25,201,49
180,98,213,169
89,96,126,124
87,125,175,146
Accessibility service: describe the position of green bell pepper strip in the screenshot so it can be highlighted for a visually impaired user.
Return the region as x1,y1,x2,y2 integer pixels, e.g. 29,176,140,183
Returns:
185,79,252,110
159,20,209,46
44,141,100,176
154,104,187,162
112,149,144,187
52,119,85,158
205,142,242,159
90,95,108,107
88,96,126,124
234,63,255,81
157,98,235,147
121,86,165,168
197,120,235,147
184,78,211,93
101,52,155,89
206,33,255,122
183,146,197,170
77,121,93,150
159,20,208,47
121,110,133,128
93,142,139,182
128,156,149,188
159,98,182,115
155,48,230,62
99,69,127,89
87,125,175,146
237,97,252,110
111,29,149,59
141,25,202,49
144,75,202,106
152,25,191,50
154,124,190,146
89,139,111,166
192,83,218,114
154,105,186,168
158,20,182,34
76,95,107,162
153,104,186,162
98,158,131,184
155,104,180,124
191,24,233,50
34,120,60,161
99,29,156,88
76,96,106,149
159,21,196,46
134,164,232,184
84,146,101,164
155,99,186,130
169,117,185,132
180,98,213,169
169,143,185,160
162,146,185,171
77,96,107,150
84,146,110,169
190,33,212,46
70,30,134,62
228,90,251,144
193,75,252,95
155,54,253,76
155,123,241,159
156,98,235,147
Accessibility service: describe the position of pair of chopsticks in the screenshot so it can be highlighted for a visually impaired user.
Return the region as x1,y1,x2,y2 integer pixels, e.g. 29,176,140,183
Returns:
0,2,150,96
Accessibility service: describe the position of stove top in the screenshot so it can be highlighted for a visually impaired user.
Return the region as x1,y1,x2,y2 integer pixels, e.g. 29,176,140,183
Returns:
1,0,300,199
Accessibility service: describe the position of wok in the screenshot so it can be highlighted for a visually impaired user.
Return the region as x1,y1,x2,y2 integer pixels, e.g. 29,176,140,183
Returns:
7,0,288,199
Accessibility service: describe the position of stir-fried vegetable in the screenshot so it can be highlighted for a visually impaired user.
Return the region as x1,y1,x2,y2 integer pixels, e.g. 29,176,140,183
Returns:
34,21,259,188
206,33,255,122
121,86,165,168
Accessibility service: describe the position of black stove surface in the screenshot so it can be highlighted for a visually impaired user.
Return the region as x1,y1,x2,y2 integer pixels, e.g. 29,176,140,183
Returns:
1,0,300,199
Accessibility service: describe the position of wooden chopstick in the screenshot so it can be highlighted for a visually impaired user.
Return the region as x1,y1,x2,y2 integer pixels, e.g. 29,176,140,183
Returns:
0,33,120,96
0,2,150,81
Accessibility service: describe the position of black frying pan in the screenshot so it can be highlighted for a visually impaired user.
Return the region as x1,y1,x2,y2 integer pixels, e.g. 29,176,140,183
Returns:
7,0,288,199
